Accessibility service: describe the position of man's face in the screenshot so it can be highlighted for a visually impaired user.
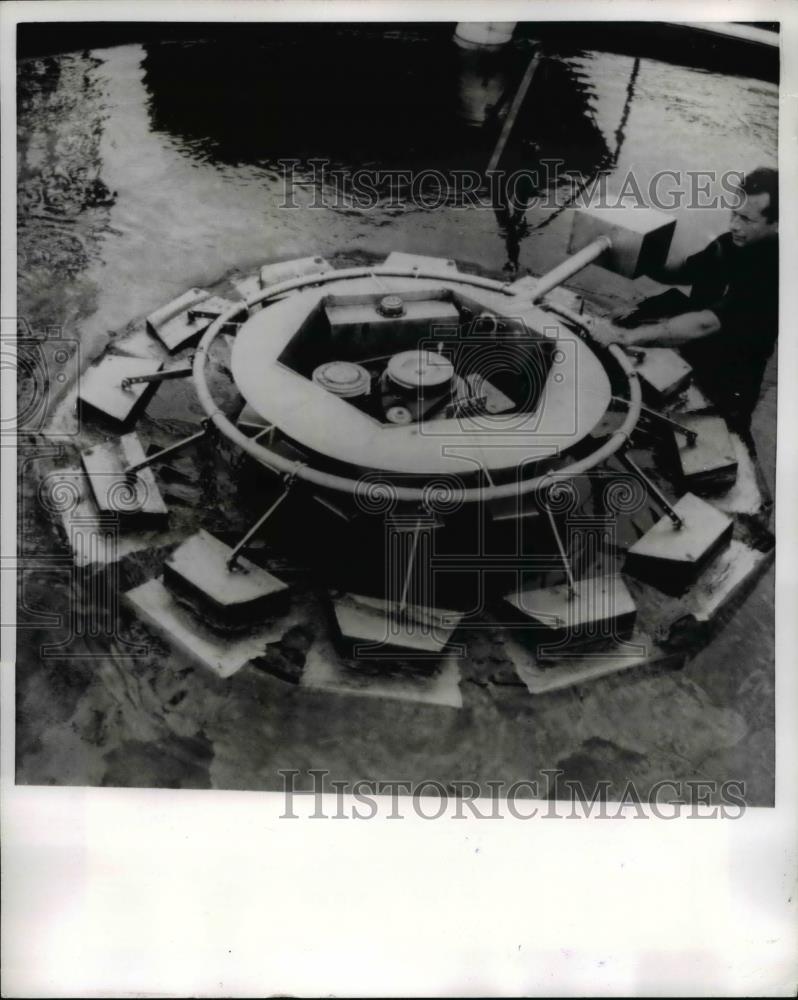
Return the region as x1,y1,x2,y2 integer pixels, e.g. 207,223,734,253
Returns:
728,191,778,247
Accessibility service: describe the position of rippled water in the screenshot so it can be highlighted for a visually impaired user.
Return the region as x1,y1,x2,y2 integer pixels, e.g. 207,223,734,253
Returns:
18,31,777,360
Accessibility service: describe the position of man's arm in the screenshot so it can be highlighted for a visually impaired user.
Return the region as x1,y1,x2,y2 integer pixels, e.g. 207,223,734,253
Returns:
590,309,721,348
642,256,692,285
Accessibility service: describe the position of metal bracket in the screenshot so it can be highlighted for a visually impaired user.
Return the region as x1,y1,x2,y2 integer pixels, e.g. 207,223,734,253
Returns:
121,365,193,390
617,451,683,529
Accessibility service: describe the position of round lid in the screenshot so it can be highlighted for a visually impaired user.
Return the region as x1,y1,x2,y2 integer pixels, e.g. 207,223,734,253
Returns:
386,350,455,391
377,294,406,318
312,360,371,398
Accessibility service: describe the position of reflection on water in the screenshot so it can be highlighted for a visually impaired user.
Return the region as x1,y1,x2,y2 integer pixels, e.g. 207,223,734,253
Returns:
142,25,472,171
17,27,778,344
140,29,611,184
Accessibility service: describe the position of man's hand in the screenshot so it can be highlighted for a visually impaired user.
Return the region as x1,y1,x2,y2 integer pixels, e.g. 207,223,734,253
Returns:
609,303,640,324
587,315,631,348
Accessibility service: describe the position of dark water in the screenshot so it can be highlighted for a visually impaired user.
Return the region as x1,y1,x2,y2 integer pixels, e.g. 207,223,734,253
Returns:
15,28,778,795
17,29,777,352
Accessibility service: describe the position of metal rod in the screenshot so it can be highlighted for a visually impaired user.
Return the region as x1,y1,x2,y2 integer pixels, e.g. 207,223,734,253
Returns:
486,49,542,175
530,236,613,303
398,520,422,613
227,487,291,569
250,424,274,443
617,452,683,529
638,406,698,446
125,428,207,475
539,299,586,326
543,500,578,598
121,366,193,390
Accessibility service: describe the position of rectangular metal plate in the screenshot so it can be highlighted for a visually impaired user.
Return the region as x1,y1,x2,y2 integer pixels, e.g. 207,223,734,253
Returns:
124,577,288,679
383,251,459,275
260,256,332,287
147,290,237,352
675,414,738,493
632,348,693,402
332,593,463,658
624,492,733,594
507,626,682,695
504,573,637,634
78,355,163,426
80,433,169,526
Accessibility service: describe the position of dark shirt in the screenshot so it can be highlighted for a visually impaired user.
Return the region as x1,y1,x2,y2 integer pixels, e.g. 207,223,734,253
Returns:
679,231,779,428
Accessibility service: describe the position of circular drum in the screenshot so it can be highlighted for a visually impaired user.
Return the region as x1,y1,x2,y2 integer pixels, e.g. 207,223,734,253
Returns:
385,349,455,395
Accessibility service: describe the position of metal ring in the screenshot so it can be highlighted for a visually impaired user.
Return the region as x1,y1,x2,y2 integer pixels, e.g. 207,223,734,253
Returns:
193,267,642,504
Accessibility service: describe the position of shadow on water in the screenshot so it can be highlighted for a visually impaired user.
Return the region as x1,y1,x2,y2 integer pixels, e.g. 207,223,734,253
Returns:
139,27,610,179
138,27,614,273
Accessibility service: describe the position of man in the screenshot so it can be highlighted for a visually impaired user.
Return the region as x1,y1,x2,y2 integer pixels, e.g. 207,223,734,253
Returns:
590,167,779,436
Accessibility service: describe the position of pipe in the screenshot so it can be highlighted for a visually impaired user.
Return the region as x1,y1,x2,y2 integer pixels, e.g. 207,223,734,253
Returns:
530,236,612,303
193,269,642,504
485,49,542,175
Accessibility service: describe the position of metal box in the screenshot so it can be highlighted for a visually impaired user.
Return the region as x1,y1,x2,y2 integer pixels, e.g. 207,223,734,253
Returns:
673,414,738,494
503,573,637,653
630,347,693,404
325,295,460,359
80,433,169,528
78,354,163,428
623,492,733,595
164,529,290,627
147,289,237,353
569,206,677,279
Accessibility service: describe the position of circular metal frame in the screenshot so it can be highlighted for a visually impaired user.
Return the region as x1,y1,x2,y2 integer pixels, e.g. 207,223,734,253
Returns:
193,266,642,504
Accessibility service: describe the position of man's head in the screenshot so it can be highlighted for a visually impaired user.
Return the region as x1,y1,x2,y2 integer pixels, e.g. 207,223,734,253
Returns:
729,167,779,247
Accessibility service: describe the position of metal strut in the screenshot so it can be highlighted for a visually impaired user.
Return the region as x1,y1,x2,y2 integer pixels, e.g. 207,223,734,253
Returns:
617,451,683,529
121,365,193,390
226,466,303,570
125,427,208,477
637,405,698,447
398,520,423,614
543,496,578,600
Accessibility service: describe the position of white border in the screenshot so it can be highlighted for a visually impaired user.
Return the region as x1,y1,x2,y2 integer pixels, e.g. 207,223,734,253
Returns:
2,2,796,997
